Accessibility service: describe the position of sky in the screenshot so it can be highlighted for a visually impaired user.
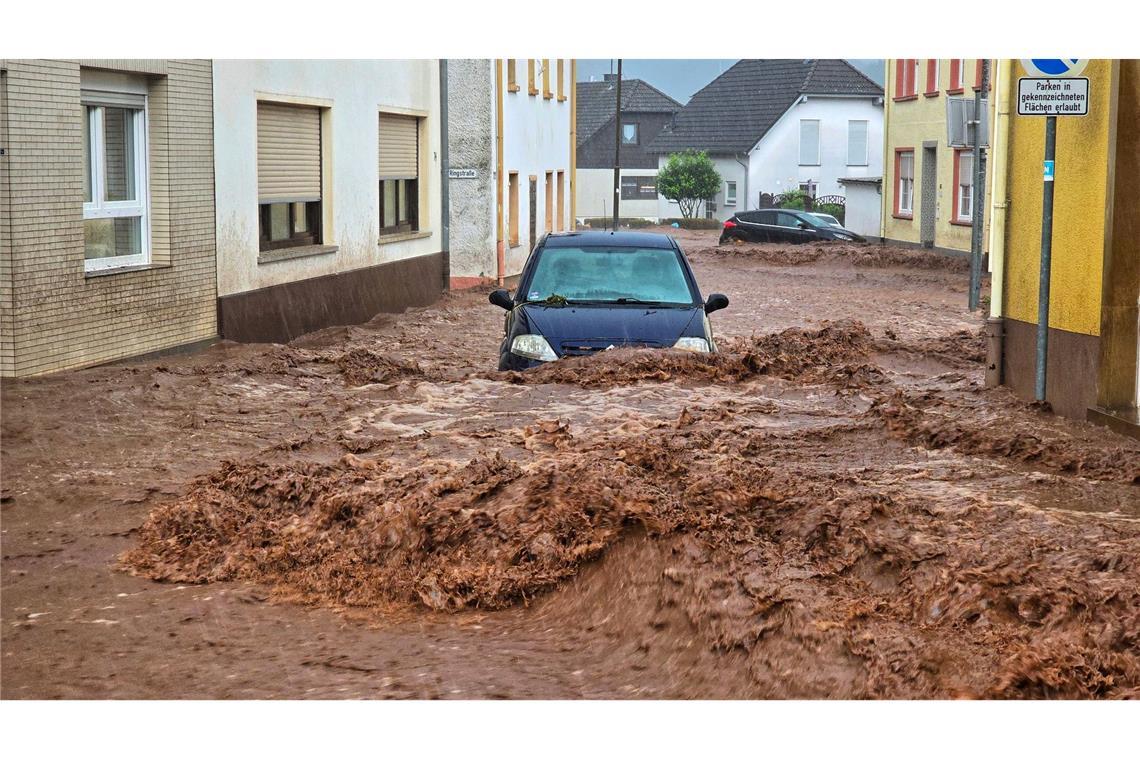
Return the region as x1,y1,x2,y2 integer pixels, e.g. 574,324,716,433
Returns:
575,60,885,104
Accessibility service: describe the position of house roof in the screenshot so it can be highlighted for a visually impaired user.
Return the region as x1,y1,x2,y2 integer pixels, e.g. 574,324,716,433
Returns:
575,76,683,147
645,59,882,155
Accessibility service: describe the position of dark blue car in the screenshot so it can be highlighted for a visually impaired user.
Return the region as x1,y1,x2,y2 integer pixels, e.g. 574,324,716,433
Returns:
489,231,729,370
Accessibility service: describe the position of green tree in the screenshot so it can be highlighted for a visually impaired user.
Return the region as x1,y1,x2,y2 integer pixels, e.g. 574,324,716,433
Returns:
656,150,722,218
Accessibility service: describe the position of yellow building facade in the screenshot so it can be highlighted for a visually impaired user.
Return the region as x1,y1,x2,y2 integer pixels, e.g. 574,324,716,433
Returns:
993,59,1138,434
881,59,995,254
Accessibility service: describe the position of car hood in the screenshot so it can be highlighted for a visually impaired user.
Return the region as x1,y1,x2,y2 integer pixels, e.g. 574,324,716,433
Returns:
519,303,702,355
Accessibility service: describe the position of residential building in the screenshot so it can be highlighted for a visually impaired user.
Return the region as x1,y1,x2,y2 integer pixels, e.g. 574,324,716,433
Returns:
212,60,445,343
1,59,217,377
989,59,1138,437
646,59,883,222
446,59,574,288
881,59,997,254
574,74,682,222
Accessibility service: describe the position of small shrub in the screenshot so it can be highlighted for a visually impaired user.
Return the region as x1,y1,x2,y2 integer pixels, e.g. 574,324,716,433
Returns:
662,218,723,230
581,217,655,229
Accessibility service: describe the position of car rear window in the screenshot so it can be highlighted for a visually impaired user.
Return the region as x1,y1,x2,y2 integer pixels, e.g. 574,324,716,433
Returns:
525,247,695,305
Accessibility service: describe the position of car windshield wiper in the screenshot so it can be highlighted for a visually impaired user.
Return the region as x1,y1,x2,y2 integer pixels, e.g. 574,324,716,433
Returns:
612,297,669,305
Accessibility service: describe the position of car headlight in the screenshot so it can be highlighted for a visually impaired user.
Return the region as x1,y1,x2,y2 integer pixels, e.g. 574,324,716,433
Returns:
511,334,558,362
673,337,710,353
832,233,854,241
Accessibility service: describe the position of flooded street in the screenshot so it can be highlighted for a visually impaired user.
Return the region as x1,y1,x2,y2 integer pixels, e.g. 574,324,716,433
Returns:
3,230,1138,699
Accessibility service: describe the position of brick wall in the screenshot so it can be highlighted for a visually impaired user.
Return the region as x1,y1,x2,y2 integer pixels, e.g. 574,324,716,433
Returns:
0,59,216,377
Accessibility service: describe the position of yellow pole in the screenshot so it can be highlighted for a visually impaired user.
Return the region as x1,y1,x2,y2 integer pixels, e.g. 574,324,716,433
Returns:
987,59,1013,320
570,59,577,229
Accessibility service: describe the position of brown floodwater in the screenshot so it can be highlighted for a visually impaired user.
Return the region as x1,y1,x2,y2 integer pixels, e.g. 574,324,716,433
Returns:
3,233,1138,698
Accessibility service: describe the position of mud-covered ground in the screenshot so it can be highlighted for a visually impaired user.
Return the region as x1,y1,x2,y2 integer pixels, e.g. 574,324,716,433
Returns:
3,230,1139,699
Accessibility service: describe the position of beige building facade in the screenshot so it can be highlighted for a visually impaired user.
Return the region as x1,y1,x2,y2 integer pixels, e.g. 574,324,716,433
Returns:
0,59,217,377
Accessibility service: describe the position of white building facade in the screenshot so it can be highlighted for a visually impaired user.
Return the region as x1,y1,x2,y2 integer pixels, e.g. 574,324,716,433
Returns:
212,59,445,343
447,59,574,288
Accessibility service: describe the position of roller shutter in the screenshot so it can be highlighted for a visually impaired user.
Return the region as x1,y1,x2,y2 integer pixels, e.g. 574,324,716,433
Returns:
257,102,321,203
378,113,419,180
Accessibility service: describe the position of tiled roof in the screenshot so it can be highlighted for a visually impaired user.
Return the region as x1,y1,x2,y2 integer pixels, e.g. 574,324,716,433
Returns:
575,77,683,146
646,59,883,155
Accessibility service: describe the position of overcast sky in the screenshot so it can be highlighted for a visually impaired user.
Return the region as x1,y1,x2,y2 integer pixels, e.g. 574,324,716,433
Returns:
575,60,886,104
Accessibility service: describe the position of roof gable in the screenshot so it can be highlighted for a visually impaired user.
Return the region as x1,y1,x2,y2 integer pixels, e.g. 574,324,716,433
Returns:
646,59,883,155
575,77,683,146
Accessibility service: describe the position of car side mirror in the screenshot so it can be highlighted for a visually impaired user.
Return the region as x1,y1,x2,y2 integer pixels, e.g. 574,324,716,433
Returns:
489,289,513,310
705,293,729,314
797,222,809,229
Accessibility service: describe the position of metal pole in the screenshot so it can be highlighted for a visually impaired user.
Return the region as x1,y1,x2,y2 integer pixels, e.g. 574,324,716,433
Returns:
1035,115,1057,402
612,59,623,229
968,60,989,310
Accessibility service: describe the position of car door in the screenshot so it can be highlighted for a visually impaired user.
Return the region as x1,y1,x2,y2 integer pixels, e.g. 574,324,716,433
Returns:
776,211,814,245
733,211,767,242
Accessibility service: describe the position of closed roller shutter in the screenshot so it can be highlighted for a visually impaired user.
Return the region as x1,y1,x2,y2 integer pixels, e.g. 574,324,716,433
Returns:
257,102,321,203
378,113,419,180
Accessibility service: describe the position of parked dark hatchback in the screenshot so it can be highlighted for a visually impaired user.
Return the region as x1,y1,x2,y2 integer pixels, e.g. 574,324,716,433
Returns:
720,209,866,245
489,231,729,371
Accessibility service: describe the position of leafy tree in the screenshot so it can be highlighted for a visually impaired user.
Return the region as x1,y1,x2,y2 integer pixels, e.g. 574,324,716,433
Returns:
656,150,722,219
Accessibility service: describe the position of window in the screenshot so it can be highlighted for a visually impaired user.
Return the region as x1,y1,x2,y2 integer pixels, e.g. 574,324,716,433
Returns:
847,120,869,166
258,101,323,252
528,60,538,96
895,149,915,218
542,59,553,99
954,149,974,223
725,181,737,206
799,119,821,165
894,59,919,99
507,59,519,93
776,212,803,228
948,59,965,93
508,171,520,246
378,112,422,236
556,171,566,230
621,122,639,145
82,89,149,271
545,171,554,233
557,60,566,101
924,59,940,96
798,181,818,198
620,176,658,200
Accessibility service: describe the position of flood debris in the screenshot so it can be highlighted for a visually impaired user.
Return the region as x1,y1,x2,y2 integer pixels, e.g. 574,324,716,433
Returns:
698,241,971,273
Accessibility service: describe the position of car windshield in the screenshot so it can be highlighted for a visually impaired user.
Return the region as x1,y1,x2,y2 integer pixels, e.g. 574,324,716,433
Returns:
811,213,841,227
800,214,831,229
525,246,694,305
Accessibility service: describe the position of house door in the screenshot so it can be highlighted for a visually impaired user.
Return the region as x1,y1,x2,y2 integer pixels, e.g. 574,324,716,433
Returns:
529,177,537,252
920,145,937,247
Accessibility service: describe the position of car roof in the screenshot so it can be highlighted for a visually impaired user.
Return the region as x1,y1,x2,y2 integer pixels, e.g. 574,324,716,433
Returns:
542,230,676,249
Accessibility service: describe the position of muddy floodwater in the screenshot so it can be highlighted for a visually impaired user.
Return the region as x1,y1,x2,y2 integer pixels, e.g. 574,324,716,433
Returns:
3,230,1138,699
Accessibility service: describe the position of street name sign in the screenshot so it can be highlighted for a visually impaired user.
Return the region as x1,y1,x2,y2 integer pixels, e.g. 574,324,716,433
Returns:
1018,77,1089,116
448,168,478,179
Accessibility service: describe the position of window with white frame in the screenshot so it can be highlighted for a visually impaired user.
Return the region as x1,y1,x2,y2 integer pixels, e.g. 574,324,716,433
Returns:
798,181,818,198
82,90,149,271
896,151,915,216
725,181,737,206
799,119,821,165
957,150,973,221
847,120,868,166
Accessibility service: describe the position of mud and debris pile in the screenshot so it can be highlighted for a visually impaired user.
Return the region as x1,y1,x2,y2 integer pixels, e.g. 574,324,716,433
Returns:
498,320,873,388
698,241,972,273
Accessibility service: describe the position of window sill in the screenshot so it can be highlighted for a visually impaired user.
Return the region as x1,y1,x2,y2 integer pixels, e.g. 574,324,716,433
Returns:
85,262,171,279
892,94,919,102
892,213,914,221
378,229,433,246
528,88,539,97
949,219,973,227
508,84,520,93
947,87,965,95
923,91,940,98
558,95,567,102
258,244,338,265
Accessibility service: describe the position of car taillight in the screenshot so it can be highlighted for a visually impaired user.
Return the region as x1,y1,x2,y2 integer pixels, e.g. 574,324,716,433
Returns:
723,220,737,229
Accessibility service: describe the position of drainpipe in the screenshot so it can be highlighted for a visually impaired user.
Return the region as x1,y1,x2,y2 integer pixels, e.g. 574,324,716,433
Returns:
439,59,450,291
495,59,505,287
736,154,749,211
570,61,577,227
984,59,1013,388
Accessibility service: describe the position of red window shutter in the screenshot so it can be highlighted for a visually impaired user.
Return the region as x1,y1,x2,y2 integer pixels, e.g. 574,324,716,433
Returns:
949,59,961,91
925,59,937,94
895,60,905,98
